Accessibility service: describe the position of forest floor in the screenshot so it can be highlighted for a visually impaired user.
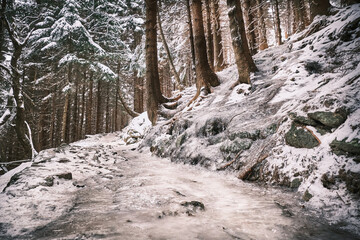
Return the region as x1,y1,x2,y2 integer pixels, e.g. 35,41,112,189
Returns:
0,133,359,240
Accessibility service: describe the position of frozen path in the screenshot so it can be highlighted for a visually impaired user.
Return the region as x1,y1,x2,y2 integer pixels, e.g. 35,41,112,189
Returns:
0,134,358,239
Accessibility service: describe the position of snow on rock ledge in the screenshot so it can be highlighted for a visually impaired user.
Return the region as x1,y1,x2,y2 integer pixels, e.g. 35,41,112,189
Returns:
120,112,152,145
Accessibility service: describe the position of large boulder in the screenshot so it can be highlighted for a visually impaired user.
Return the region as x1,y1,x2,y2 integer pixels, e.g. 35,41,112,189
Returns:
220,138,252,154
289,112,318,126
228,130,260,141
307,108,347,129
197,118,227,137
330,138,360,156
285,124,320,148
339,169,360,195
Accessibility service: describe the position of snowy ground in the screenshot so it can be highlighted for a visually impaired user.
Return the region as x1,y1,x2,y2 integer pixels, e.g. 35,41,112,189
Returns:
0,133,359,240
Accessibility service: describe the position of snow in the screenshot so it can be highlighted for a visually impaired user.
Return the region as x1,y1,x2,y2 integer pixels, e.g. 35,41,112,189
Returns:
0,162,32,192
25,121,38,159
120,112,152,145
61,83,72,93
95,62,117,78
0,109,11,125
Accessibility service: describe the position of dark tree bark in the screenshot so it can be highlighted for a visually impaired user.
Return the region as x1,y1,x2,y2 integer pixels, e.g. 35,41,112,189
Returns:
61,91,69,143
79,73,86,139
0,0,7,63
285,0,291,38
105,82,110,133
96,79,102,133
132,32,144,116
145,0,162,125
64,91,71,143
301,0,310,27
133,74,144,114
49,85,57,147
310,0,331,22
256,0,269,50
272,0,282,46
204,0,214,70
185,0,196,68
115,71,120,131
210,0,225,71
71,69,79,142
192,0,220,92
292,0,306,33
340,0,358,6
243,0,258,55
2,17,34,156
226,0,257,85
85,72,93,135
61,43,73,143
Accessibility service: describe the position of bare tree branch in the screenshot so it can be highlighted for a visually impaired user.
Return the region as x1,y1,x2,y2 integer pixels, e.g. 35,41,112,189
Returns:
0,64,12,76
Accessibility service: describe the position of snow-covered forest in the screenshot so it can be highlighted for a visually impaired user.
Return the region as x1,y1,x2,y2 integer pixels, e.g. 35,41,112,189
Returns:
0,0,360,239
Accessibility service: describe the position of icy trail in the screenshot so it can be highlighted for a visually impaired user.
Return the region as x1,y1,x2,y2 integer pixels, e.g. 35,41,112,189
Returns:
0,134,358,239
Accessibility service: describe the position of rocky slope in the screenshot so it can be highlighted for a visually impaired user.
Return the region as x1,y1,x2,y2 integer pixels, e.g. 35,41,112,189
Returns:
141,4,360,234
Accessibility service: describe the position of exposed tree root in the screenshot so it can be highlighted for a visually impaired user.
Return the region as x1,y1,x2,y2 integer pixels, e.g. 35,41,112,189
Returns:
217,159,236,171
229,80,240,91
187,87,201,107
303,126,321,145
117,86,140,118
238,153,269,180
163,102,178,110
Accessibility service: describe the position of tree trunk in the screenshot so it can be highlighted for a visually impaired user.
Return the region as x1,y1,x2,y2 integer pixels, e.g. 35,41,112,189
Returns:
226,0,257,85
118,86,140,118
13,53,32,155
133,74,144,114
79,74,86,139
105,82,110,133
292,0,306,33
3,17,33,157
71,70,79,142
192,0,220,92
61,62,72,143
301,0,310,27
157,1,183,90
272,0,282,46
117,68,139,119
0,0,7,63
204,0,214,70
341,0,358,6
115,72,120,131
243,0,258,55
256,0,269,50
145,0,165,125
85,72,93,135
49,85,57,147
310,0,331,22
96,80,102,133
285,0,291,38
61,92,70,143
185,0,196,68
210,0,225,71
37,113,43,150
